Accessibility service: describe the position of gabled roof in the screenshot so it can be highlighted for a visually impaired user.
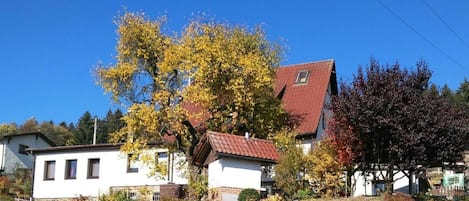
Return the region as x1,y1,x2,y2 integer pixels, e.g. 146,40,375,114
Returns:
183,59,338,135
275,59,337,135
192,131,279,166
3,132,56,147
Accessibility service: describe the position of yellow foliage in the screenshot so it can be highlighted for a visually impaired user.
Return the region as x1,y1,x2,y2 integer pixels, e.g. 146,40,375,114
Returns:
306,139,345,198
96,13,286,193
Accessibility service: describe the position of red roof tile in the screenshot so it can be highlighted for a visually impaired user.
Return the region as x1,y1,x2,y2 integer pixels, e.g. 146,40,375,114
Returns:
275,60,337,134
184,60,337,135
193,131,279,166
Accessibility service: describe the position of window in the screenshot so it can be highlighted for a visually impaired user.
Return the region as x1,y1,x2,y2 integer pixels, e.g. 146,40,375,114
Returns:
44,161,55,180
152,192,160,201
158,152,167,159
65,159,77,179
295,70,310,84
18,144,29,155
127,154,139,173
156,152,168,163
87,158,100,179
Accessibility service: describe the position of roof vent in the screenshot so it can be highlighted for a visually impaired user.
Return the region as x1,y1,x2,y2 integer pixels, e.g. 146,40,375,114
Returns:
245,132,250,140
295,70,310,84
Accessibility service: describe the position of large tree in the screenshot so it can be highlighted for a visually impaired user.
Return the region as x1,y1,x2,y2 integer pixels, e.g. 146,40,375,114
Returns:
96,12,289,198
329,59,469,195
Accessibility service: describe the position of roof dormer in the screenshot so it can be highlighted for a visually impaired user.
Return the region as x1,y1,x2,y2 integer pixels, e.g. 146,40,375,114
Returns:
295,70,310,84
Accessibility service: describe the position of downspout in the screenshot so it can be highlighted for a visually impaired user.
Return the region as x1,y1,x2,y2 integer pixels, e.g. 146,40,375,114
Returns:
1,142,6,173
167,152,171,182
171,152,175,183
30,150,36,201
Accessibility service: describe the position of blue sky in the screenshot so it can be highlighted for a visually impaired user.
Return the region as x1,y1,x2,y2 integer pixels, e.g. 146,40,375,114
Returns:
1,0,468,125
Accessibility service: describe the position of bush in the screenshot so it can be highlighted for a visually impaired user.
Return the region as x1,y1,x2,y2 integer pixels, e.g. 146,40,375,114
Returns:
384,193,414,201
261,194,283,201
238,188,260,201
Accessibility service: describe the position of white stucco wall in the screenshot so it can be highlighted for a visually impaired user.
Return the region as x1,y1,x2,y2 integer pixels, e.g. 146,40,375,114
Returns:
208,158,261,190
351,170,419,197
299,139,312,154
0,144,4,172
1,134,51,174
32,148,187,199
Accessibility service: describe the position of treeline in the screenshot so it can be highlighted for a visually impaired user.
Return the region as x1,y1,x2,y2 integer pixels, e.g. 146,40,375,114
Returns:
430,78,469,106
0,109,125,146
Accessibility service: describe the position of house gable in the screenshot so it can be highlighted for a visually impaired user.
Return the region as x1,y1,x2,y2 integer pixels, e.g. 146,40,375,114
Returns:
192,131,279,167
0,132,54,174
275,59,337,136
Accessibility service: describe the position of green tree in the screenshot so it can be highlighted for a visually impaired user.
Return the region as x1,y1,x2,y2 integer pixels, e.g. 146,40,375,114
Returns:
273,130,307,200
0,124,17,135
72,111,96,145
454,78,469,106
38,121,73,145
98,109,125,143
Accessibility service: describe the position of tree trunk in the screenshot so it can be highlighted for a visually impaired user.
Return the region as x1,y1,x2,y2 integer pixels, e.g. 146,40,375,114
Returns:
385,165,393,195
408,170,414,195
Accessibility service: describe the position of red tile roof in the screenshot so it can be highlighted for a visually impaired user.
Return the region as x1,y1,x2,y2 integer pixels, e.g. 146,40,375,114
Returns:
275,59,337,134
193,131,279,166
183,60,337,135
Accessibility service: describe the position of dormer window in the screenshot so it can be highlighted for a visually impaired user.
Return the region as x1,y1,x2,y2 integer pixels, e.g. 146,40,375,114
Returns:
295,70,310,84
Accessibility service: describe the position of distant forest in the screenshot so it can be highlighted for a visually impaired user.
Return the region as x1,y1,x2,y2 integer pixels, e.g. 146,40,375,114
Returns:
0,109,125,146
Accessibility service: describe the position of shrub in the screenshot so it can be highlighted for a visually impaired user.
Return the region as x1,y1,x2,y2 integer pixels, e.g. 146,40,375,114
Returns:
238,188,260,201
261,194,283,201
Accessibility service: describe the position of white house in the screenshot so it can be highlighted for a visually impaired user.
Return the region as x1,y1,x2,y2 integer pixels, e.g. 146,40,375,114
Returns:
192,131,279,201
274,60,338,153
0,132,55,174
29,143,187,201
351,170,419,197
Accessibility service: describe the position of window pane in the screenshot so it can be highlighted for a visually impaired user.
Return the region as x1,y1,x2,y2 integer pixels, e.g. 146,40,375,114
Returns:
295,70,310,84
65,160,77,179
127,154,139,173
44,161,55,180
18,144,29,155
88,159,100,178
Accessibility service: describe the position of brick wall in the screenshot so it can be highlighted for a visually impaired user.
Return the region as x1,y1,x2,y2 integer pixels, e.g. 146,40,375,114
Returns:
208,187,245,201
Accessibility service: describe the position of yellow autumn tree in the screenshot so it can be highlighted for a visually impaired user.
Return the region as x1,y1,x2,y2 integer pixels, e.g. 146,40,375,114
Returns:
306,137,346,198
96,12,290,199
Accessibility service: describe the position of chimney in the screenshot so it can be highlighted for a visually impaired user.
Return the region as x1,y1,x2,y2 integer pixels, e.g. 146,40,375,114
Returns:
245,132,249,140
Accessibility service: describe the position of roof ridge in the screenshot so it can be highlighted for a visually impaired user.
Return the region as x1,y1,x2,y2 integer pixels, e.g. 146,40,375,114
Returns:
280,59,335,68
207,131,273,143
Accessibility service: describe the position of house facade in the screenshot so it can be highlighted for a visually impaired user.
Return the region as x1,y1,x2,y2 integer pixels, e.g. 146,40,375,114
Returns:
0,132,54,174
29,143,187,201
193,131,279,201
274,59,338,153
351,170,419,196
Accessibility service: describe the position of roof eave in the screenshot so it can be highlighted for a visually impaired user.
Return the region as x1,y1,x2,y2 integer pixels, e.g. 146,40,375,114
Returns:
216,153,278,164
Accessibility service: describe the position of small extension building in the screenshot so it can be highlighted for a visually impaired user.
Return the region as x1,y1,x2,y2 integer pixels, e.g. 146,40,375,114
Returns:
193,131,279,201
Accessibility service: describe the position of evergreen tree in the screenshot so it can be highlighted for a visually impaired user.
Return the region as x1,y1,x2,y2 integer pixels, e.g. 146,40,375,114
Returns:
72,111,96,145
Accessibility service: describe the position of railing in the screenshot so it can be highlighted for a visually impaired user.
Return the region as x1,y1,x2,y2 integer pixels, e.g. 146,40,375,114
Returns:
430,186,466,200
